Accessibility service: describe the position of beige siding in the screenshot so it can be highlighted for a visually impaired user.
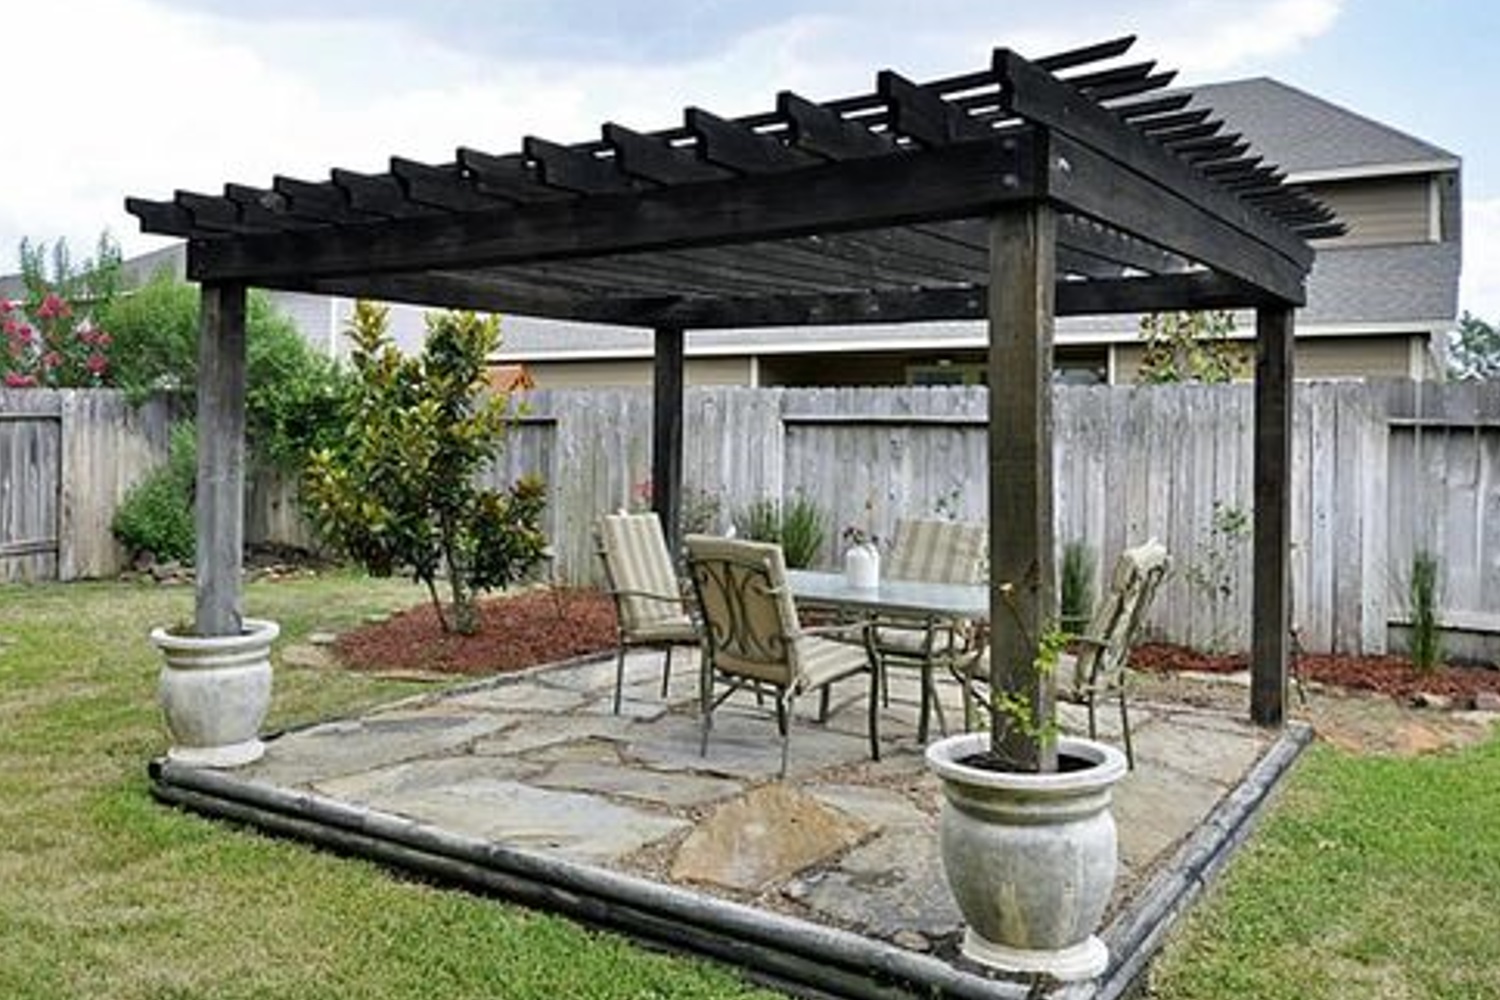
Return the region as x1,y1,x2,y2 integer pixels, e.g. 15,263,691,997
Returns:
1308,176,1435,247
527,357,752,388
1112,335,1423,384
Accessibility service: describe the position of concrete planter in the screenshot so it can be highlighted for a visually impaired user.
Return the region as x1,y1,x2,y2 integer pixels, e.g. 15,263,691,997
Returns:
151,618,279,768
925,732,1128,982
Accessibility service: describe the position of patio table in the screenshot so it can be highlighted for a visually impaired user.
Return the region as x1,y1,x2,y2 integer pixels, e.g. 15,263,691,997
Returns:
786,570,989,741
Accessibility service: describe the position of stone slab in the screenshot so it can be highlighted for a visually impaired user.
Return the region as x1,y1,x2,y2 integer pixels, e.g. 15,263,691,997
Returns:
540,654,683,694
534,761,744,808
784,826,961,940
469,713,638,757
625,710,876,780
247,712,514,786
671,783,869,892
1130,717,1266,785
364,778,689,863
1112,763,1227,869
448,680,590,715
313,753,538,802
804,784,931,830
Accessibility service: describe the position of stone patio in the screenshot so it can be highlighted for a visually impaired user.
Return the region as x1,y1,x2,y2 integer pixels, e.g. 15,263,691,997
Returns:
152,649,1309,998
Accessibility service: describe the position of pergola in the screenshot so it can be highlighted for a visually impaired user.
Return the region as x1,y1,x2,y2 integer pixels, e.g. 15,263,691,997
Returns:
127,36,1336,730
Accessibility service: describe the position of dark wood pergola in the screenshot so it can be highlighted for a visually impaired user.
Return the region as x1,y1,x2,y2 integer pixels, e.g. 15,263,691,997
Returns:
128,36,1337,728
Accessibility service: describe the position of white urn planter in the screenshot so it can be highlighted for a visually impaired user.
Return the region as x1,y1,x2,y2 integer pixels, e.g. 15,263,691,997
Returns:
150,618,279,768
843,542,880,589
925,732,1128,982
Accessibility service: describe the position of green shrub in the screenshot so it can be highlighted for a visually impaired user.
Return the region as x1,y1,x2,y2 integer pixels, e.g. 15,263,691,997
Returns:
112,423,196,562
1060,540,1095,636
732,493,827,569
734,498,781,544
1409,550,1444,673
780,493,827,569
102,271,351,472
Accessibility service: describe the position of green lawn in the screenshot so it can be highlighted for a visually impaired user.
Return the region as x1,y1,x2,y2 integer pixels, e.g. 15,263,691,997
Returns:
0,575,775,1000
5,575,1497,999
1149,734,1500,999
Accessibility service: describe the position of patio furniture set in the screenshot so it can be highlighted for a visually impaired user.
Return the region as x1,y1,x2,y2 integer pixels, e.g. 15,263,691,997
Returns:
595,511,1169,775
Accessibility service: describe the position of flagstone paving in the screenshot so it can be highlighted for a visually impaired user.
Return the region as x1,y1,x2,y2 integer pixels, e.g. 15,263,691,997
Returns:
235,648,1280,959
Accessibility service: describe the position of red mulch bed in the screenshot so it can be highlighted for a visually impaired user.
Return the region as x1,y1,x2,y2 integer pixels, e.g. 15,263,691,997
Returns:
333,588,1500,704
335,588,618,675
1131,642,1500,701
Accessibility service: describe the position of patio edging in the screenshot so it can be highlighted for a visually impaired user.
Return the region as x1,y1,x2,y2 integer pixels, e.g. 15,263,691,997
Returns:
1088,719,1315,1000
148,756,1033,1000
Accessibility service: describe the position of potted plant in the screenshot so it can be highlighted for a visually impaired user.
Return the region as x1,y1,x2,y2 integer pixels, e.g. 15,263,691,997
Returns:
925,582,1128,982
151,617,279,768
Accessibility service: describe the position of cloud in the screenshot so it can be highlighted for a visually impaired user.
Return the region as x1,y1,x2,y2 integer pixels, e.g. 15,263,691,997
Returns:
0,0,1347,271
1462,198,1500,321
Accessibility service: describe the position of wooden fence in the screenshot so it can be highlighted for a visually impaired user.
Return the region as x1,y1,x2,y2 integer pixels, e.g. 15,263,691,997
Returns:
0,391,172,582
5,382,1497,658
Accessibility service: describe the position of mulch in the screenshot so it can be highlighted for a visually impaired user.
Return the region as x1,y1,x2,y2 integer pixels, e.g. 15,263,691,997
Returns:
330,587,1500,703
334,587,618,675
1131,642,1500,701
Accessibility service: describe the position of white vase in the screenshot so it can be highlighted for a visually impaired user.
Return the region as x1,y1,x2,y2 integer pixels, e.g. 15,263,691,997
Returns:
151,618,279,768
844,543,880,589
926,733,1128,982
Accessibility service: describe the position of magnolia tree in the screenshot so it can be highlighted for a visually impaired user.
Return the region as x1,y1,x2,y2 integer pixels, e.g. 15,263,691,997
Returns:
303,301,548,634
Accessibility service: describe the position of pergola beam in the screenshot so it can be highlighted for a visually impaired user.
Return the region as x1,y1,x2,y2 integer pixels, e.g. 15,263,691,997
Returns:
295,268,1271,329
186,136,1040,284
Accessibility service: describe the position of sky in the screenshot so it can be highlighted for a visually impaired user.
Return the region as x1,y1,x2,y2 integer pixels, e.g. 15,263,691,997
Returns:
2,0,1496,319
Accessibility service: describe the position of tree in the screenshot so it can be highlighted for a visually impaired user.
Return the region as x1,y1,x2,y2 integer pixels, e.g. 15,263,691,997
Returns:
16,232,123,308
1448,312,1500,380
102,270,350,470
2,233,122,388
303,301,549,634
1135,310,1248,384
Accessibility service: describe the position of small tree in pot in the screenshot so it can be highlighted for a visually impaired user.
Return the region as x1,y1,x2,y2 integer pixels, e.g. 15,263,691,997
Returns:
926,573,1129,982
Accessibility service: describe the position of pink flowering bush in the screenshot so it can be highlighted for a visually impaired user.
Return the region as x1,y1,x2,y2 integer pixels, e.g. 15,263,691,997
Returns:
1,293,113,388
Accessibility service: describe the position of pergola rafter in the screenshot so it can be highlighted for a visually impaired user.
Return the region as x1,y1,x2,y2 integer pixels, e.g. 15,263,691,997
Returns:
127,34,1324,731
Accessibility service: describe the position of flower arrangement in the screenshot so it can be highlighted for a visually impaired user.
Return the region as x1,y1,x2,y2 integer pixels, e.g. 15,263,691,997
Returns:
841,495,879,549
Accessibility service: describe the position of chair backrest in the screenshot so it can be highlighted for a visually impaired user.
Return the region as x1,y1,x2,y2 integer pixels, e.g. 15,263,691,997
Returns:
684,534,800,687
886,518,988,585
1070,538,1170,691
596,513,682,633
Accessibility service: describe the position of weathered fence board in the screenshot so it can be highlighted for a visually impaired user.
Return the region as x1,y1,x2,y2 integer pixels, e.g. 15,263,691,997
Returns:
1,390,173,582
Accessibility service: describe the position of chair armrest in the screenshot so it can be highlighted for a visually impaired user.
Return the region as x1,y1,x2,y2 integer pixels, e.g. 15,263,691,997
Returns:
604,586,687,606
801,622,870,644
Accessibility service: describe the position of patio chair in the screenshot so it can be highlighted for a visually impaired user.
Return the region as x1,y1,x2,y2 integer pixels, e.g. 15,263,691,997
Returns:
874,517,989,742
1057,538,1170,768
685,534,880,777
595,512,699,713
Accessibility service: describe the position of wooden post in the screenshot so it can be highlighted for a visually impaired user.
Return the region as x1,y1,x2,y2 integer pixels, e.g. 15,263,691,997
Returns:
652,326,685,559
1252,305,1294,726
195,281,248,637
988,202,1058,771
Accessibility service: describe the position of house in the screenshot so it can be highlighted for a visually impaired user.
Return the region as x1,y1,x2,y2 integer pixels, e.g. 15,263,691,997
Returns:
482,77,1461,387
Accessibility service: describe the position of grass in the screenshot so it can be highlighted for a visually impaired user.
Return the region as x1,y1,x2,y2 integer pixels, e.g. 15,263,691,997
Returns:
1148,737,1500,999
0,573,775,1000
